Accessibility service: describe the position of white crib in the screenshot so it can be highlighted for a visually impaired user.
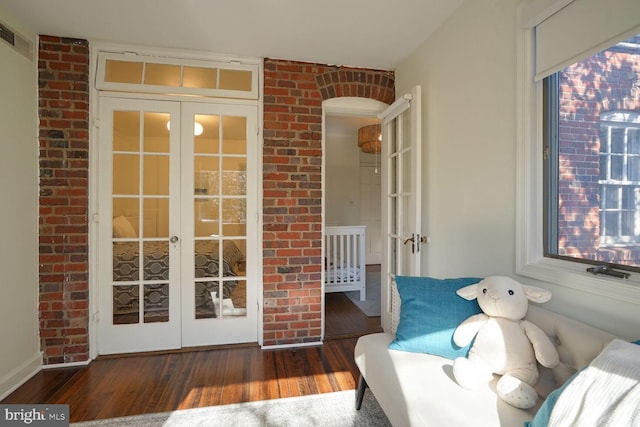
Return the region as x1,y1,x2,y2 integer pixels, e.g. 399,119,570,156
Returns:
324,225,366,301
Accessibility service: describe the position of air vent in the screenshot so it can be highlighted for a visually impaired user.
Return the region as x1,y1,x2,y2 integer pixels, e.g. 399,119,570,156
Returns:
0,20,33,61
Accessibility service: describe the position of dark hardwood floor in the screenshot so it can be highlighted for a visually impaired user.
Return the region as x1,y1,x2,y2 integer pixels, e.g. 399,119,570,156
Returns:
2,286,382,422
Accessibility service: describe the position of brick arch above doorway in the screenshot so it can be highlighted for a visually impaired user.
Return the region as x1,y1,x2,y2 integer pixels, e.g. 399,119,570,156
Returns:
262,58,394,347
315,68,395,104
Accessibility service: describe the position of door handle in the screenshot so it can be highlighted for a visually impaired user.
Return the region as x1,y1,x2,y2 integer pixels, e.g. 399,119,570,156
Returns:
403,234,415,254
169,235,179,243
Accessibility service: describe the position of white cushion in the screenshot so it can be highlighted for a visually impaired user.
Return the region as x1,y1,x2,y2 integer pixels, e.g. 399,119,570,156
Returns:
355,333,539,426
354,306,618,426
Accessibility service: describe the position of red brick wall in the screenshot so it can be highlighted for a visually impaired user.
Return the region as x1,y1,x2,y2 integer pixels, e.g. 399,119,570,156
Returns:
38,36,90,364
262,59,394,346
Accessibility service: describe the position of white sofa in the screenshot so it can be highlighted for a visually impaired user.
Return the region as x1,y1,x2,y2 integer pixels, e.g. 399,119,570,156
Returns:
354,305,618,426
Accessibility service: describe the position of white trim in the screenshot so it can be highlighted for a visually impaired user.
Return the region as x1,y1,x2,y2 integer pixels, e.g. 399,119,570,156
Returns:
256,58,265,347
261,341,323,351
96,51,259,99
520,0,574,28
515,6,640,304
89,42,100,361
378,95,412,124
323,97,388,117
41,359,92,370
0,352,41,400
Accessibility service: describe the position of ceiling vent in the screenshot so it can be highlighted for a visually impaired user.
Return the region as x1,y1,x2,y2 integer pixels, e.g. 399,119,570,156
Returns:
0,20,32,61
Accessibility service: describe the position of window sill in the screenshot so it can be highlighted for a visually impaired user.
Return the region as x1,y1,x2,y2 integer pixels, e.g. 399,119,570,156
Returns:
517,257,640,304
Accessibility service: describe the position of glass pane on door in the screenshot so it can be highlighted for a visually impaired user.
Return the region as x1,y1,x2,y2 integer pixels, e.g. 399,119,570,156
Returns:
111,110,172,325
192,113,248,320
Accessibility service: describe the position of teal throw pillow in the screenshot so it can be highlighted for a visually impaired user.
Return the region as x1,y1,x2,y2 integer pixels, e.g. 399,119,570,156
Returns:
388,276,482,359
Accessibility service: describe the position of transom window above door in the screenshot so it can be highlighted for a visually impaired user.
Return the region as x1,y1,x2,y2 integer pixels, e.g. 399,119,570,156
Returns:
96,51,259,99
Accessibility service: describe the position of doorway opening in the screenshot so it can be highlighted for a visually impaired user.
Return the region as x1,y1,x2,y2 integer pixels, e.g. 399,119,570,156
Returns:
322,98,386,339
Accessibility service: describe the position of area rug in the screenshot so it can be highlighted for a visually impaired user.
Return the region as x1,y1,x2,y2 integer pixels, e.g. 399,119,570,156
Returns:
71,389,390,427
345,271,381,317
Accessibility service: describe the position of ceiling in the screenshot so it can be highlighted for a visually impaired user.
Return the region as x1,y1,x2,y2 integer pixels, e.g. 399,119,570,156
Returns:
1,0,463,71
1,0,464,136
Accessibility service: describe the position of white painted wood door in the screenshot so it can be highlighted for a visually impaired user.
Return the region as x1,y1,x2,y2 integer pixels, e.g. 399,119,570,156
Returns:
97,98,258,354
380,86,422,332
180,102,258,347
98,97,182,354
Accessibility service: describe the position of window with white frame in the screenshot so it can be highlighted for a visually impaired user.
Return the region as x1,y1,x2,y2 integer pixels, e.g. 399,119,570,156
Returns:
517,0,640,298
543,35,640,271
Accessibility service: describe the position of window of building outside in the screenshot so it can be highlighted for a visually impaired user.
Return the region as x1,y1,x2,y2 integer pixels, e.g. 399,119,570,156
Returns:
544,33,640,271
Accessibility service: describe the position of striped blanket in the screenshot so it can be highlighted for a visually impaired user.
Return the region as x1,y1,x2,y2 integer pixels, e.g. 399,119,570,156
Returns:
548,339,640,427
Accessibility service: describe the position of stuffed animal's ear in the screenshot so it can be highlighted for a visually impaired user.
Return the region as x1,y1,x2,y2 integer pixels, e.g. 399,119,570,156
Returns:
456,283,479,301
522,285,552,303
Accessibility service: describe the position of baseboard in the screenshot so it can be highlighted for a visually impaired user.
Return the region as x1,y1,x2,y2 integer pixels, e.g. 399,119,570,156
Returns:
0,352,42,401
261,340,323,350
41,358,92,370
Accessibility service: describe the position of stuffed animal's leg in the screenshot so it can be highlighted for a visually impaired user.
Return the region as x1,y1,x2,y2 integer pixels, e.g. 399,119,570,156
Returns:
496,367,539,409
453,354,493,390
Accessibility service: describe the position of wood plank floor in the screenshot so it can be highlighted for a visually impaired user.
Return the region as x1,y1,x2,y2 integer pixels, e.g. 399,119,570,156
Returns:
2,288,382,423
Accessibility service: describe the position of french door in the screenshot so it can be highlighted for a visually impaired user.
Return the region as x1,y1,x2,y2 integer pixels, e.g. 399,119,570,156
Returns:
97,97,258,355
380,86,422,332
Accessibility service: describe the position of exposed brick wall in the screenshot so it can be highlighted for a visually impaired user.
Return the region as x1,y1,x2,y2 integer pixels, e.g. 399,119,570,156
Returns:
35,45,394,357
38,36,90,364
262,59,394,346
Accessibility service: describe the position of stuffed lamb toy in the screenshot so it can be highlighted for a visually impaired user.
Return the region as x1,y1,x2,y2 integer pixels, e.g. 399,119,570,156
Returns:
452,276,560,409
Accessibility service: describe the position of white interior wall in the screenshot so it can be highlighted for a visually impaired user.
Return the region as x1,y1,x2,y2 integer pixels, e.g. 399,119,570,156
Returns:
395,0,639,339
325,133,361,226
0,7,41,398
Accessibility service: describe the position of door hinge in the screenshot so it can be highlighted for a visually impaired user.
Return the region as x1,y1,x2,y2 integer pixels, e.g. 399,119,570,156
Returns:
92,213,100,223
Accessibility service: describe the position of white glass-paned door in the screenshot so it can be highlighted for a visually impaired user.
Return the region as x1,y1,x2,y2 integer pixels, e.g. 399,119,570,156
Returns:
380,86,422,333
180,102,258,347
98,98,258,355
98,98,182,354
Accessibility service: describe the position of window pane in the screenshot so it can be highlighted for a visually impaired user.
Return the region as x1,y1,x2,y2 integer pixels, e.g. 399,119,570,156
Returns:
629,129,640,154
630,157,640,181
113,154,139,195
611,128,625,153
145,63,181,87
113,111,140,151
105,60,143,84
605,186,619,208
194,115,219,154
546,32,640,268
184,66,217,89
611,156,624,181
144,113,170,153
219,69,252,91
